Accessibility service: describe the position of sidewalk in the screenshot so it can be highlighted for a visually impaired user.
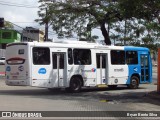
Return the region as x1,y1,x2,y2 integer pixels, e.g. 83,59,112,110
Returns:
148,90,160,100
149,66,160,100
152,66,157,73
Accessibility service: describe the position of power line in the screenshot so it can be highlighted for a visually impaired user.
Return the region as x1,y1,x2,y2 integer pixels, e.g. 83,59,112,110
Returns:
6,21,38,31
12,22,38,23
4,20,57,40
0,2,38,8
0,0,37,6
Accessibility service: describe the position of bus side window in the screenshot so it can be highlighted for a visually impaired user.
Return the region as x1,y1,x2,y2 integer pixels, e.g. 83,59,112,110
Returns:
73,49,91,65
126,51,138,64
68,48,73,65
111,50,125,65
33,47,50,65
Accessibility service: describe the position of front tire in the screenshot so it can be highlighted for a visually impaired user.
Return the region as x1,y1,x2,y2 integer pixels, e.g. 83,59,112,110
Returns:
128,76,139,89
69,77,82,92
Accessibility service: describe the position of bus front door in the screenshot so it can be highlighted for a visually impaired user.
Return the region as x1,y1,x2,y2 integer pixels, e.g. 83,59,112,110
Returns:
96,53,108,85
140,54,149,82
52,52,66,87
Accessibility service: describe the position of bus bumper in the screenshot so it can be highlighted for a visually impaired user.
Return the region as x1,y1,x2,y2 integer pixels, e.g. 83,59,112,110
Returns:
5,80,30,86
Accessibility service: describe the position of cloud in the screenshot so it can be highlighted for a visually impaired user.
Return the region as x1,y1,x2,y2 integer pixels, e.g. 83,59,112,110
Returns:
0,0,103,40
0,0,39,27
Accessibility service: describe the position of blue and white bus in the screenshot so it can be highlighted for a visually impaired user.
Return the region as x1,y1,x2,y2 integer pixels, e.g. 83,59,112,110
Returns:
5,41,152,92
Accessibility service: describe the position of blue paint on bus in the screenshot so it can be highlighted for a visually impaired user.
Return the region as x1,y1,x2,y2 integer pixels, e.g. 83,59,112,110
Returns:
124,46,152,85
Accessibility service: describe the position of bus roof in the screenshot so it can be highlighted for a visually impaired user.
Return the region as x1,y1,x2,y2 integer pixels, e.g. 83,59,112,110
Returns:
124,46,149,51
7,41,149,51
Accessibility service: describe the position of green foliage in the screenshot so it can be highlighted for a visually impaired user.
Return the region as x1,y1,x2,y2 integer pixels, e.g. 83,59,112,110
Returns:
37,0,160,47
37,0,121,44
118,0,160,20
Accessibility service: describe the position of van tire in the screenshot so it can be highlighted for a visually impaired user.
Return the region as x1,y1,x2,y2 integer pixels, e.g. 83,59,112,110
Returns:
129,76,139,89
69,77,82,92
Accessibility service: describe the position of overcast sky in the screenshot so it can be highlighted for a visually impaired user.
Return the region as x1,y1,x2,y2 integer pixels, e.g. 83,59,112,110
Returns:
0,0,103,41
0,0,41,28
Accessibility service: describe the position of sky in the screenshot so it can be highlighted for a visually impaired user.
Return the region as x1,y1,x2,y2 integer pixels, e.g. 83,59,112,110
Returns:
0,0,103,41
0,0,40,27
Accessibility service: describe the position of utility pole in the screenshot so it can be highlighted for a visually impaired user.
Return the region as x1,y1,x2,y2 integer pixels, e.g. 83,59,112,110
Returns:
0,18,4,49
157,48,160,93
0,18,4,28
124,19,126,45
45,8,48,41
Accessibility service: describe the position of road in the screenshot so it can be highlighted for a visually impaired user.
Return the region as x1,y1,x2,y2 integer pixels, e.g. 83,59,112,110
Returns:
0,65,160,119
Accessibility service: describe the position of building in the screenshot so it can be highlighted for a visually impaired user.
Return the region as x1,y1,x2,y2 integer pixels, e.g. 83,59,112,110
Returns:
22,27,44,42
0,29,21,49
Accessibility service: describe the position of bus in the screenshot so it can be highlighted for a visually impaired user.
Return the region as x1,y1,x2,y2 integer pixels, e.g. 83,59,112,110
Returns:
5,41,152,92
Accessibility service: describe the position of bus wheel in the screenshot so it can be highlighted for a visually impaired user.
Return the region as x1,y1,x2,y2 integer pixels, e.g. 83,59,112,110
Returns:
129,76,139,89
69,77,82,92
108,85,117,89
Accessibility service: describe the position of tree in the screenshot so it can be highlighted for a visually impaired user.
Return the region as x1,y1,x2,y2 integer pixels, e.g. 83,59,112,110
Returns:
37,0,123,45
37,0,160,45
4,21,14,29
116,0,160,45
118,0,160,21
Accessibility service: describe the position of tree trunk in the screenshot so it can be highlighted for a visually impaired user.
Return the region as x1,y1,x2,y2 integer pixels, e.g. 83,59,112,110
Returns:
100,22,111,45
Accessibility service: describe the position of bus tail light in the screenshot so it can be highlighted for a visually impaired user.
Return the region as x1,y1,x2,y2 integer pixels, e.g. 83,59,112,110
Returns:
6,57,25,65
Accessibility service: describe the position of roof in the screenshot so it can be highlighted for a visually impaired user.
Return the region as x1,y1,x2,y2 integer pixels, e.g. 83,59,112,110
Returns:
7,41,149,51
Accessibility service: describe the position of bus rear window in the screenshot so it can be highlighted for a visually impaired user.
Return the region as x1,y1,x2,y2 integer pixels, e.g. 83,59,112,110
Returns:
33,47,50,65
